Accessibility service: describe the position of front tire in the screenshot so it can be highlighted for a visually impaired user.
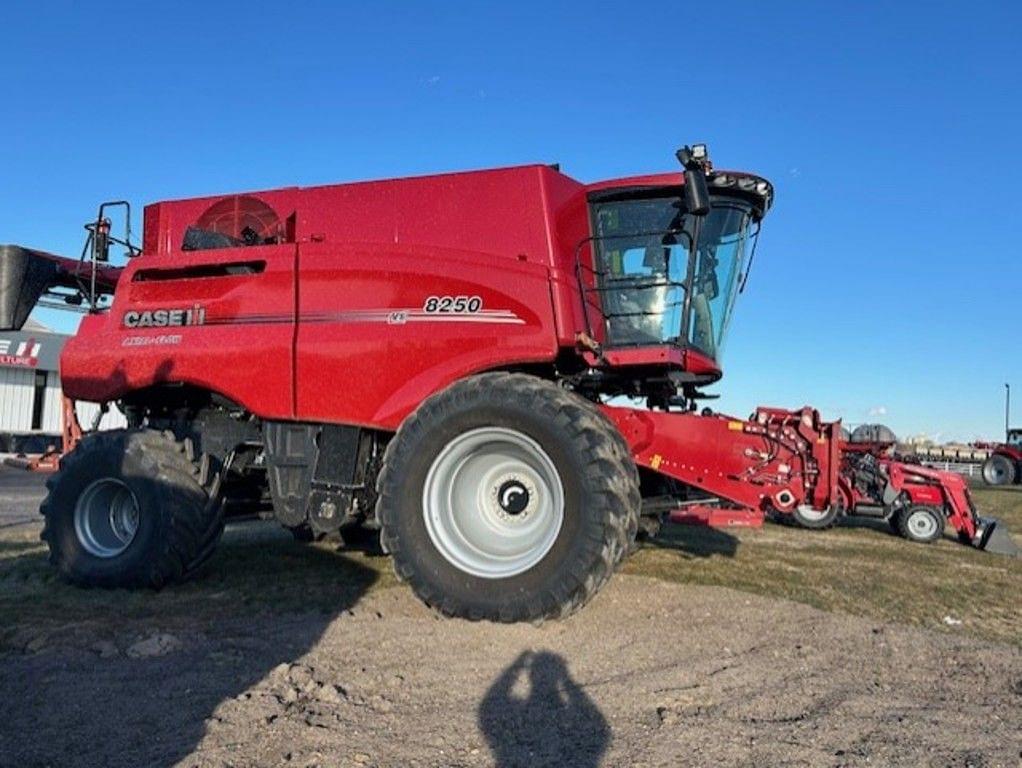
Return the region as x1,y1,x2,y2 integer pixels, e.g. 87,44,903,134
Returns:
376,373,640,622
982,454,1017,486
896,505,945,544
40,429,220,588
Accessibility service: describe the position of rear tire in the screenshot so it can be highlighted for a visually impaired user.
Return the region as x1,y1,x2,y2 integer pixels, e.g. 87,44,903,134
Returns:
896,505,944,544
40,429,221,588
377,373,640,622
982,454,1017,486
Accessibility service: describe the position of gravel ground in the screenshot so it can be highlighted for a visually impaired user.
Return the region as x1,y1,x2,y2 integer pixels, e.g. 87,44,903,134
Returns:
1,466,1020,768
2,573,1020,767
0,464,47,528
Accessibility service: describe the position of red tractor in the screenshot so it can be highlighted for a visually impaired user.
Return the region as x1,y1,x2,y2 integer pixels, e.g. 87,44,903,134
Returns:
979,386,1021,486
1,145,1015,623
981,429,1022,486
839,441,993,546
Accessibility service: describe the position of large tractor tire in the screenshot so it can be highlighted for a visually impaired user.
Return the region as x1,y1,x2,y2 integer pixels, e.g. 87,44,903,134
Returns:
896,505,945,544
376,373,640,623
982,454,1017,486
40,429,223,588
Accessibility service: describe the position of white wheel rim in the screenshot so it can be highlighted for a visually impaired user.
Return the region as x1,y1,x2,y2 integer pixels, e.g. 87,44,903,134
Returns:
423,427,565,579
73,478,140,558
796,505,831,522
984,460,1007,484
906,509,938,540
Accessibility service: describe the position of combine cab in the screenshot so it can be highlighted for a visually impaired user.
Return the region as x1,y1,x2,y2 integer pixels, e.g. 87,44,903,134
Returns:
2,144,1016,623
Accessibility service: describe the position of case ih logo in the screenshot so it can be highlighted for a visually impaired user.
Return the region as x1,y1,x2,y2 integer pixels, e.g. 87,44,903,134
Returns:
123,305,206,328
0,338,41,367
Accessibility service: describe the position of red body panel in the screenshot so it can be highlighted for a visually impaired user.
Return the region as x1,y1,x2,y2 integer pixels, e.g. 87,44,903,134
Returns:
62,244,297,418
295,242,558,429
992,446,1022,462
61,165,593,425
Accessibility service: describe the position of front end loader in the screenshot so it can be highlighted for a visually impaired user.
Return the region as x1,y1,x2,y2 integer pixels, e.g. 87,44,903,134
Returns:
1,143,1016,624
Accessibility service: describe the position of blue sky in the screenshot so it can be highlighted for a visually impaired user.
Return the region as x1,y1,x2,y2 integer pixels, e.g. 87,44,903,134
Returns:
1,1,1018,441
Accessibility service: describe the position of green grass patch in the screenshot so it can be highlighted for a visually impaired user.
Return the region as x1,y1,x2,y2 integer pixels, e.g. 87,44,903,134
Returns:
623,485,1022,645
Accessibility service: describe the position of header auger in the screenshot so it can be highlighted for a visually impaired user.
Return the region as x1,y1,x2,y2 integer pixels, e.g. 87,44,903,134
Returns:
2,144,1015,623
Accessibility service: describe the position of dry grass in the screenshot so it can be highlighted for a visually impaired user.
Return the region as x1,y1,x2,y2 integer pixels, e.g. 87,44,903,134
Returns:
624,484,1022,645
1,483,1019,647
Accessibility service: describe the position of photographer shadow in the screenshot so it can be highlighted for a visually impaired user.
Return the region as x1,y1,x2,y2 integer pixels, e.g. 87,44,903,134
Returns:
479,650,610,768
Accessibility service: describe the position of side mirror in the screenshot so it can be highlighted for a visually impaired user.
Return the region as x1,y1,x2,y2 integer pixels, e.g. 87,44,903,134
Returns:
676,145,711,216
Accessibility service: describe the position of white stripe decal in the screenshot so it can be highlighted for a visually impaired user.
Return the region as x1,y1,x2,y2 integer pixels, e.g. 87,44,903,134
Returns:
305,308,525,325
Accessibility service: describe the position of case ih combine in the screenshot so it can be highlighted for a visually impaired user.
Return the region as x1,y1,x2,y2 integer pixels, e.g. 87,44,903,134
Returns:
0,145,1016,622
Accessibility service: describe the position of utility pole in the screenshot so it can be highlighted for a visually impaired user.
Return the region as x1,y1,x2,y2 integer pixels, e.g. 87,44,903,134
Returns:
1006,383,1012,443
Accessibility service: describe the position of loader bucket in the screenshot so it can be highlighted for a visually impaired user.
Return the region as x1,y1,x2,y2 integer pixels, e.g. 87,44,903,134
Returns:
0,244,58,331
976,519,1020,557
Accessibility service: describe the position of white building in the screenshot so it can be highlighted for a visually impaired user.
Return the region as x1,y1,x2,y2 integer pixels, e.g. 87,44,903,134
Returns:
0,318,126,451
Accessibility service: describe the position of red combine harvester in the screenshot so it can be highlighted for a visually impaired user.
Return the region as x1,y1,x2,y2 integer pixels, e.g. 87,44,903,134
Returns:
1,145,1015,623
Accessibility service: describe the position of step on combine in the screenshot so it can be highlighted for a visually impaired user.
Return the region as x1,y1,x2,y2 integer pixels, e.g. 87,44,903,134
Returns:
1,144,1015,623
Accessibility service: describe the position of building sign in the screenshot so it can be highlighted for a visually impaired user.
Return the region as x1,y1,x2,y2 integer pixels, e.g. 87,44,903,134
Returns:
0,338,41,368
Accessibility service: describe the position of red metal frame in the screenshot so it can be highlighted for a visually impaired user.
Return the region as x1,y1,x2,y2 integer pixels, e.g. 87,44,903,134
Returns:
3,395,82,473
602,404,842,517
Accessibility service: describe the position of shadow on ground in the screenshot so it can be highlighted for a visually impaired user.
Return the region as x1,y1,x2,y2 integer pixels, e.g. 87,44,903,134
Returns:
0,523,381,768
643,522,739,558
479,651,609,768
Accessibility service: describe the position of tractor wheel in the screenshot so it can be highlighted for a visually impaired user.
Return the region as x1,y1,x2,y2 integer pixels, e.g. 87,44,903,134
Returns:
376,372,640,622
982,454,1017,486
896,505,945,544
40,429,222,588
791,504,840,530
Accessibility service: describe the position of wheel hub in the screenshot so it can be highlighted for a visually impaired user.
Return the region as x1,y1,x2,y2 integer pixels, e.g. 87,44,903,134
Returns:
423,427,565,579
907,509,938,539
492,475,536,519
73,478,140,558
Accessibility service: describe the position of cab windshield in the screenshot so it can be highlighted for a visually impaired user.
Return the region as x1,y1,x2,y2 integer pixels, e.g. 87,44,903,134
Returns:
588,194,757,360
